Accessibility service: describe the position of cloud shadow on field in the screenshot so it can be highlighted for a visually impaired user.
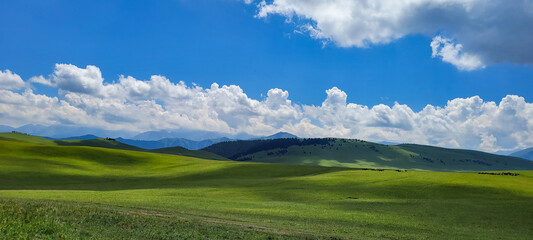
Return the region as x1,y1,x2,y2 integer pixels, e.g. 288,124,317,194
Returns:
0,163,530,201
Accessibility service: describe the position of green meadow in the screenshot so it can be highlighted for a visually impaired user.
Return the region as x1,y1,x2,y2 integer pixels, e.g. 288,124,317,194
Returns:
1,135,532,239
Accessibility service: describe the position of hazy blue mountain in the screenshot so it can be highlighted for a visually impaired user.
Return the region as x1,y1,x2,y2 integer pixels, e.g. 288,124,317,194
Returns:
116,137,233,150
133,129,256,141
0,125,14,132
492,150,517,156
511,147,533,161
255,132,298,140
13,124,136,139
378,141,399,145
120,132,298,150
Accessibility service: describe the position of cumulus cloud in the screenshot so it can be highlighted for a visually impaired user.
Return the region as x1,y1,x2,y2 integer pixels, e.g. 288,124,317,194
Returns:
52,64,105,95
253,0,533,70
0,69,25,90
1,64,532,152
431,36,485,71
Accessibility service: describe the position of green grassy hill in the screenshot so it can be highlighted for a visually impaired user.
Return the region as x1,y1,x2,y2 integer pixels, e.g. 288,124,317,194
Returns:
0,138,532,239
0,132,226,160
0,132,58,145
203,138,533,171
0,132,142,150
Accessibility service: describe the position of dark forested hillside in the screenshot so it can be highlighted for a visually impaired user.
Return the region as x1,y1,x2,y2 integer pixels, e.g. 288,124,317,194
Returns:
204,138,533,171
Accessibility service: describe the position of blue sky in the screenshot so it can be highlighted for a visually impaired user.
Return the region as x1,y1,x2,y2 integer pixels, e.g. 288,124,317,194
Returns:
0,0,532,151
2,0,532,110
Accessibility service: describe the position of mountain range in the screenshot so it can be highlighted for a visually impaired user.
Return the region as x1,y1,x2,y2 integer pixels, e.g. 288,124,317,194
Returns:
5,124,137,139
132,129,257,141
2,132,531,171
511,147,533,161
117,132,298,150
2,124,531,160
35,131,298,150
115,137,233,150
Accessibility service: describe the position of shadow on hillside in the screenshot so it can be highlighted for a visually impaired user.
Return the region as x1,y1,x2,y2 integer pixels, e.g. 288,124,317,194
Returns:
0,163,529,201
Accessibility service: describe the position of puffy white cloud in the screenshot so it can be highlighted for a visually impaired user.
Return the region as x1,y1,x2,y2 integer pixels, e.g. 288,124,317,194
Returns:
0,64,532,152
0,89,89,127
254,0,533,70
52,64,105,95
431,36,484,71
0,69,25,90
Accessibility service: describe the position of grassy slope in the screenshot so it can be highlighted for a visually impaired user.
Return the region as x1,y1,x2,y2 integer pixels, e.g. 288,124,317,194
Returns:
0,132,57,145
0,132,142,151
204,139,533,171
0,132,226,160
1,139,532,239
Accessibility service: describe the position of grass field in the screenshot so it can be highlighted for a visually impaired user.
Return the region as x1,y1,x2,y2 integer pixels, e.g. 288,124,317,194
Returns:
204,138,533,171
0,198,304,239
1,138,533,239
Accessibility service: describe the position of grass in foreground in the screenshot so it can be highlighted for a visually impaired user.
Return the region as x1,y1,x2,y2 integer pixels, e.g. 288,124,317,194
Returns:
0,198,306,239
1,139,532,239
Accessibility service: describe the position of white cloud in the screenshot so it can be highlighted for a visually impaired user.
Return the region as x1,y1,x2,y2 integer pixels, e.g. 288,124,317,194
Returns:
29,75,53,86
52,63,105,95
1,64,532,152
0,69,25,90
431,36,484,71
254,0,533,70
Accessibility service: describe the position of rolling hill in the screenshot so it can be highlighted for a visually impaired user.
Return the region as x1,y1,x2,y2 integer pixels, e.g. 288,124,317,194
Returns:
511,147,533,161
203,138,533,171
0,132,227,160
0,137,532,239
0,132,143,150
52,134,100,140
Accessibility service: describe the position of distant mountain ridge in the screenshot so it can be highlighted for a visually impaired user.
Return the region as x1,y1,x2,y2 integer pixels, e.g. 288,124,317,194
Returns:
118,132,298,150
116,137,232,150
132,129,256,141
511,147,533,161
254,132,298,140
0,125,14,132
6,124,136,139
1,124,296,150
2,125,299,150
